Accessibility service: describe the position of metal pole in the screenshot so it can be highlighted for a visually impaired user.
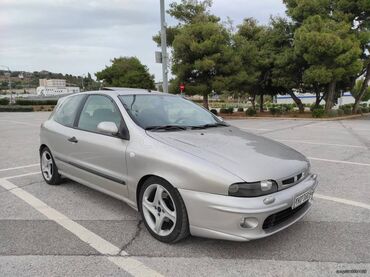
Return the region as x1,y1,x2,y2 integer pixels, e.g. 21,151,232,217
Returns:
160,0,168,93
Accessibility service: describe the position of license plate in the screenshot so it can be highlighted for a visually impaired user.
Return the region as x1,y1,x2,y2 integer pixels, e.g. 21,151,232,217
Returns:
293,190,313,209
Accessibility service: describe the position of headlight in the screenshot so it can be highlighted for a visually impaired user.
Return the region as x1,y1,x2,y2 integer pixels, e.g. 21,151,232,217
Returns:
228,180,278,197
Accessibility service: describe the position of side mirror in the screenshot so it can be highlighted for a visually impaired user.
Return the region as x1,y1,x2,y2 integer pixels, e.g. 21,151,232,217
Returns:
216,116,224,122
97,121,119,135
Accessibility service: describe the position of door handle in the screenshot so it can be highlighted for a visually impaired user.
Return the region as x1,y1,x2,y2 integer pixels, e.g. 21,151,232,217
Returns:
67,136,78,143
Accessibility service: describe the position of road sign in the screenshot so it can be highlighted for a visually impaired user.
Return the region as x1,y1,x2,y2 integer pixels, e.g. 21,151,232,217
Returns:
155,51,162,63
180,83,185,93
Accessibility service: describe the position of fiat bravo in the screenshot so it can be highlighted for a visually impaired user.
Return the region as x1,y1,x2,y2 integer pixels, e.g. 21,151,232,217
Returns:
39,89,318,243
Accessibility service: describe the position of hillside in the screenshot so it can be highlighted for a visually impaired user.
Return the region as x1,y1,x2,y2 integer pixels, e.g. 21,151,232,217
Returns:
0,70,100,91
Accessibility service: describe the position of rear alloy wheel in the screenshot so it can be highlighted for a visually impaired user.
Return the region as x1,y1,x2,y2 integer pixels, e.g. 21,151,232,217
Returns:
139,177,189,243
40,147,62,185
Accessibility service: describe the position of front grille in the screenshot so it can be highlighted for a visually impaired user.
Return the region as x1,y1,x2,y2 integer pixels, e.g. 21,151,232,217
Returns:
281,171,305,186
262,201,308,230
282,177,294,185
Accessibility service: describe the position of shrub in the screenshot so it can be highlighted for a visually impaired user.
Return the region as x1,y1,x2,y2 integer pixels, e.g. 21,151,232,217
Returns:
246,107,256,116
0,98,9,105
326,109,338,117
310,104,324,112
237,107,244,112
312,108,325,118
269,105,282,116
356,107,363,114
343,107,352,115
219,104,234,114
281,103,294,112
337,108,344,116
0,105,33,112
362,107,369,113
210,109,218,115
15,99,58,106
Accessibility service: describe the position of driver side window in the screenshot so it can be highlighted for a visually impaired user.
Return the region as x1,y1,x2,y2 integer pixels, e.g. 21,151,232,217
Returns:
77,95,122,134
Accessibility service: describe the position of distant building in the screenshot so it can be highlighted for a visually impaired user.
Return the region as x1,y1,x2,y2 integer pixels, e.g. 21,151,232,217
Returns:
37,79,79,96
277,92,357,107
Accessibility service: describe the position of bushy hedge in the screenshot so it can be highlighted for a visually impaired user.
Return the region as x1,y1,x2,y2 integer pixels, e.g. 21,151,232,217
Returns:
311,107,325,118
15,99,58,106
245,107,257,116
0,98,10,105
310,104,324,112
326,109,338,117
237,107,244,112
267,103,295,115
219,107,234,114
210,109,218,115
362,107,369,113
0,105,33,112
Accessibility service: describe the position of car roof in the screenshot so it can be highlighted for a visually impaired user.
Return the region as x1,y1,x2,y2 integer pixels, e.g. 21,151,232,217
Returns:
75,87,172,97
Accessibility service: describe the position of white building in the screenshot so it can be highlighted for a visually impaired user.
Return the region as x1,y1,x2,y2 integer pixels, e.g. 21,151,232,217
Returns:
37,79,79,96
277,92,357,107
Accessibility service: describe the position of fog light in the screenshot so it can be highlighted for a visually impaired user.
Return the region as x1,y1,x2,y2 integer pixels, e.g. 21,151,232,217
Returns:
240,217,258,229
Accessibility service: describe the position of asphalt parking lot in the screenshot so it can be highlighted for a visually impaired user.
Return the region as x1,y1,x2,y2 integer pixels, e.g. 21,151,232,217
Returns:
0,112,369,277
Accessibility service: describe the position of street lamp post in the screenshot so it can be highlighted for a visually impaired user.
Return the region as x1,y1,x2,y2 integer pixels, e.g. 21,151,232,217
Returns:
160,0,168,93
0,65,12,104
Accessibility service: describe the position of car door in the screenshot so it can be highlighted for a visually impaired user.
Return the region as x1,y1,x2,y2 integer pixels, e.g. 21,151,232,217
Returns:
47,94,87,174
63,94,129,199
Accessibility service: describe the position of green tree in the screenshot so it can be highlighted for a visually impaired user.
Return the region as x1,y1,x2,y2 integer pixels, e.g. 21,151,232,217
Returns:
351,78,370,102
95,57,155,90
232,18,263,110
294,15,362,112
284,0,370,113
153,0,219,47
172,21,235,108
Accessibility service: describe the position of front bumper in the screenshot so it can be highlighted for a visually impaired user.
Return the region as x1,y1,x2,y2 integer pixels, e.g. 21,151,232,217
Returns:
179,174,318,241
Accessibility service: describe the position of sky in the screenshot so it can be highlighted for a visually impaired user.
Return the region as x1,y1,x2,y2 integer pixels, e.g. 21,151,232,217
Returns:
0,0,286,82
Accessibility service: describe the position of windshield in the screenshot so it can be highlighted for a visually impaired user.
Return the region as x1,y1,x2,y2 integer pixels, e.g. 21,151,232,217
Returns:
118,94,221,130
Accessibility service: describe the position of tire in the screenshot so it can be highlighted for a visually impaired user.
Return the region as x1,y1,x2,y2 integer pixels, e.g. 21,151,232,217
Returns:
40,146,62,185
139,176,189,243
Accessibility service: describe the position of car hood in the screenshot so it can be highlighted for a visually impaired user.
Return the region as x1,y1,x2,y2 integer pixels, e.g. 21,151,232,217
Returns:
147,126,309,182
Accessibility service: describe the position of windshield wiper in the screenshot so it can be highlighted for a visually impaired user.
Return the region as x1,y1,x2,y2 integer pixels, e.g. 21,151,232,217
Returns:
145,125,187,131
190,122,229,130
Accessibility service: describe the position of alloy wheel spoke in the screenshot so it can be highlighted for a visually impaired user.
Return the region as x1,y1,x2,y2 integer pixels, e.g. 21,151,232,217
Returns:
154,214,165,233
153,185,163,206
160,199,176,223
142,198,157,216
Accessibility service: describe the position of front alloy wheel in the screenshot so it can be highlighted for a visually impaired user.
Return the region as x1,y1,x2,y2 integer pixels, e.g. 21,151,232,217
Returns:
139,177,189,243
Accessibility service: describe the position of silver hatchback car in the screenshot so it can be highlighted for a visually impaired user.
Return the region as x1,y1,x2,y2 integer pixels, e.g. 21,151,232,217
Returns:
40,89,318,243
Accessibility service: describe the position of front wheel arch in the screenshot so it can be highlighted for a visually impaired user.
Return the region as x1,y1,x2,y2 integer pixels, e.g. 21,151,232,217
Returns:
138,176,190,243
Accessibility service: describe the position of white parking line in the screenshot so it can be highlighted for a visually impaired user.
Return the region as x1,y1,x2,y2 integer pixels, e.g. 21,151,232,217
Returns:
4,171,40,179
0,163,39,172
308,157,370,167
315,194,370,210
278,139,367,149
0,178,163,277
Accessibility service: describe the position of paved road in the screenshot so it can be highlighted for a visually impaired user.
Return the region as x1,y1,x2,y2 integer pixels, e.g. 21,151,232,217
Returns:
0,112,369,276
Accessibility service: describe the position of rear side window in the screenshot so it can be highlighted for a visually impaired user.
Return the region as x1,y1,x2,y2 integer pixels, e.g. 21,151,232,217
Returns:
53,95,85,127
77,95,122,133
